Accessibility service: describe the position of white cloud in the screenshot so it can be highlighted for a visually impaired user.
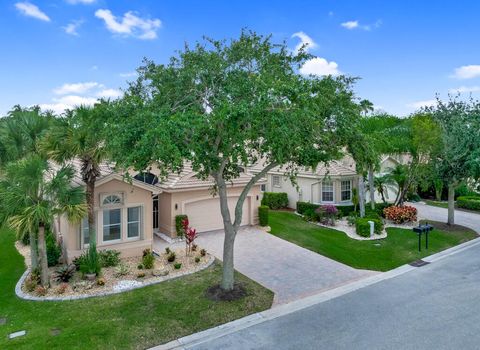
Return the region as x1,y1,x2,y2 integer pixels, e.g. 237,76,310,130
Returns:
341,20,359,30
65,0,96,4
292,31,318,54
15,2,50,22
63,20,83,36
451,65,480,79
407,99,437,109
53,82,102,95
39,95,98,114
449,86,480,94
95,9,161,40
119,71,137,78
300,57,341,76
96,88,122,99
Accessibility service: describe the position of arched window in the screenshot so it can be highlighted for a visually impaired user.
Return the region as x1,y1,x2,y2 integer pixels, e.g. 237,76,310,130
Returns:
102,194,122,206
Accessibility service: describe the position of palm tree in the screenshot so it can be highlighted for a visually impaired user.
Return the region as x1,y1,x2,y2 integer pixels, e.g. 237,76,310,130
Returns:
359,99,374,116
41,105,108,245
0,155,87,286
374,174,397,203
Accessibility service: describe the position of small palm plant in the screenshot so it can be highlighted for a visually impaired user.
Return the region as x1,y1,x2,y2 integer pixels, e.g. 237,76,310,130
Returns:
0,155,87,287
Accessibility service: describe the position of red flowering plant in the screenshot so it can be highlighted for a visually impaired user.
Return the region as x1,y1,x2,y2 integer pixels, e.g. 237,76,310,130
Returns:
383,205,417,224
182,218,198,256
315,204,338,226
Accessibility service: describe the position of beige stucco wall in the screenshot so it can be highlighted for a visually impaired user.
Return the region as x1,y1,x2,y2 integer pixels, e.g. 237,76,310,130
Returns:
60,179,153,262
159,185,262,237
267,174,359,208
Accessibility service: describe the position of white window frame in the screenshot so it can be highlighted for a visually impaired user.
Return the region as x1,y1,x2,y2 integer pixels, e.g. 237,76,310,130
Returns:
341,180,352,202
100,192,124,207
272,175,281,188
102,208,122,243
321,180,335,203
126,205,143,240
80,217,91,248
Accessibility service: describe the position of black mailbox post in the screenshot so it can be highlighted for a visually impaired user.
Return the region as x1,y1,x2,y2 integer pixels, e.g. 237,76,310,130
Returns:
413,223,434,252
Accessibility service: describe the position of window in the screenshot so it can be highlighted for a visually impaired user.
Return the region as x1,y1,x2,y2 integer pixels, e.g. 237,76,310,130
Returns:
322,180,334,202
127,206,142,238
103,208,121,241
341,180,352,201
102,193,123,206
81,217,90,245
260,184,266,192
272,175,281,188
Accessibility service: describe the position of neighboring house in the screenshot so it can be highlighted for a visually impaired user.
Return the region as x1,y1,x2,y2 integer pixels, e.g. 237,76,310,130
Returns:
249,160,359,208
55,161,263,262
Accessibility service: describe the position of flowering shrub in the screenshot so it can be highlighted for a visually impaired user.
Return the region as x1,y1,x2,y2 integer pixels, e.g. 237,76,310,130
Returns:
383,205,417,224
182,218,198,256
316,205,338,226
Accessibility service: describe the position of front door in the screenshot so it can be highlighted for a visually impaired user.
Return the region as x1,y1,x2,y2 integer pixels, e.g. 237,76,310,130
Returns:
152,195,159,230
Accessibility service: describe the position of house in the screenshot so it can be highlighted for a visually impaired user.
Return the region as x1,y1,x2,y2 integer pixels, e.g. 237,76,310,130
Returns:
55,161,263,262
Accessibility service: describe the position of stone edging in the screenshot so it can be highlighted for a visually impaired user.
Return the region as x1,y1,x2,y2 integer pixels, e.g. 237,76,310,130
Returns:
15,255,215,302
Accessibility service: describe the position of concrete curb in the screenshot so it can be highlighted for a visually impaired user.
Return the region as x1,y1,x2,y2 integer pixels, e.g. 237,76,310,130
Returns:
15,255,215,301
151,236,480,350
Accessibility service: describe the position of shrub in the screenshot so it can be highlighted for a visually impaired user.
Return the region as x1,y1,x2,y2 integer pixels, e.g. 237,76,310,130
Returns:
195,257,200,263
167,251,176,262
337,205,356,217
455,183,478,199
355,217,384,237
99,250,121,267
137,263,144,270
261,192,289,209
56,283,69,295
46,231,61,267
79,243,101,276
192,244,198,252
115,263,129,276
175,215,188,237
367,202,392,218
383,205,417,224
316,205,338,225
258,205,269,226
96,277,106,286
174,263,182,269
303,208,318,222
137,272,146,278
142,249,155,269
200,249,206,257
35,285,47,296
457,196,480,211
25,276,38,292
54,264,76,282
165,247,171,254
406,192,421,202
296,201,320,215
346,215,357,226
72,254,87,271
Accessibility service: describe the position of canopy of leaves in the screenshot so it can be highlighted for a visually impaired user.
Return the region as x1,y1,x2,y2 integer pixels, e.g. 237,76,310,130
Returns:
105,31,361,182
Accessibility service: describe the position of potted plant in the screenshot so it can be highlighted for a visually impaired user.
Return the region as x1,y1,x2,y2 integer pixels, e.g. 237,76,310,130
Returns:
80,243,101,281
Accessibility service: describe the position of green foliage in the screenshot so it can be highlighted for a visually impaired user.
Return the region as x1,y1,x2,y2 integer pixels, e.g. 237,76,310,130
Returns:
167,251,176,262
79,243,101,276
455,183,478,199
46,231,61,267
303,208,318,222
195,257,200,263
457,196,480,211
365,202,391,218
99,249,121,267
175,215,188,237
54,264,76,282
355,217,383,237
258,205,269,226
174,263,182,270
142,249,155,269
296,202,320,215
261,192,288,209
337,205,356,217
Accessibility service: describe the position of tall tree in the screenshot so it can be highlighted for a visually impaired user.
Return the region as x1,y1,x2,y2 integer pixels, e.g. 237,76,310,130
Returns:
0,155,86,286
106,31,360,293
41,105,109,245
426,98,480,225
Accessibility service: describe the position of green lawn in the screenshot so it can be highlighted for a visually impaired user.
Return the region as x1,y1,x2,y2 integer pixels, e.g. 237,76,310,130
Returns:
0,229,273,350
269,211,478,272
424,199,449,209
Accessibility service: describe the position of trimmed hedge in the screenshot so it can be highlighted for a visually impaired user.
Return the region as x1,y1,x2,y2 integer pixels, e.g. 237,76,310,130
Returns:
296,201,320,215
337,205,355,217
261,192,289,209
355,217,384,237
258,205,269,226
175,214,188,237
457,196,480,211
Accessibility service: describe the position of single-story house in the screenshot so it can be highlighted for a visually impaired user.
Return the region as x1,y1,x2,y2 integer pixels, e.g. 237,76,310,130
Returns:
55,161,263,262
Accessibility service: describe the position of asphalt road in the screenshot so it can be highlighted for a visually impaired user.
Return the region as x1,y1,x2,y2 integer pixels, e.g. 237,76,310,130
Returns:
191,240,480,350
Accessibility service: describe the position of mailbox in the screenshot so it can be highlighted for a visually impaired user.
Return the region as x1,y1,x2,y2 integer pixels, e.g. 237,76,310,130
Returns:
413,223,434,251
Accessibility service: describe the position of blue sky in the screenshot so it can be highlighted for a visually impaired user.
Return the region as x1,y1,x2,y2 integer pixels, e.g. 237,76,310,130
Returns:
2,0,480,116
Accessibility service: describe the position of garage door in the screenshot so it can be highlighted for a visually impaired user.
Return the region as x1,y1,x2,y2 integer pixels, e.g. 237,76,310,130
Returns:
184,197,250,233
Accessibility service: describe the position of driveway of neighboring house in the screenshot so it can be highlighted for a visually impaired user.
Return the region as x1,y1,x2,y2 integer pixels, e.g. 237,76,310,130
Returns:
154,227,378,305
411,202,480,233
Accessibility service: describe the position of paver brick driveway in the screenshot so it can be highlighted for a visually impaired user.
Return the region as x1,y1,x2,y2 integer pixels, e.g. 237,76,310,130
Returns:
154,226,378,304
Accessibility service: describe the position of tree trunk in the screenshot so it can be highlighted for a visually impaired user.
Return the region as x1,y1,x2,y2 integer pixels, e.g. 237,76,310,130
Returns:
434,180,443,202
368,166,375,210
217,180,236,291
86,180,96,245
29,230,38,270
447,183,455,225
358,176,366,218
37,224,49,287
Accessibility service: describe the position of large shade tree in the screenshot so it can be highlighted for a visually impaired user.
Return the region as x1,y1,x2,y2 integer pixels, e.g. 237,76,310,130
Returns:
105,31,361,293
41,105,109,245
0,155,87,286
426,98,480,225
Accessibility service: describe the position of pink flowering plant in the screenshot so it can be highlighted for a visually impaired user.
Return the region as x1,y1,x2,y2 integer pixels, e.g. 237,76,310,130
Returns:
182,218,198,256
315,204,338,226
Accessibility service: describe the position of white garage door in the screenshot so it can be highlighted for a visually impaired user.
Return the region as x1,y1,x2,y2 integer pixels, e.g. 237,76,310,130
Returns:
184,197,250,233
